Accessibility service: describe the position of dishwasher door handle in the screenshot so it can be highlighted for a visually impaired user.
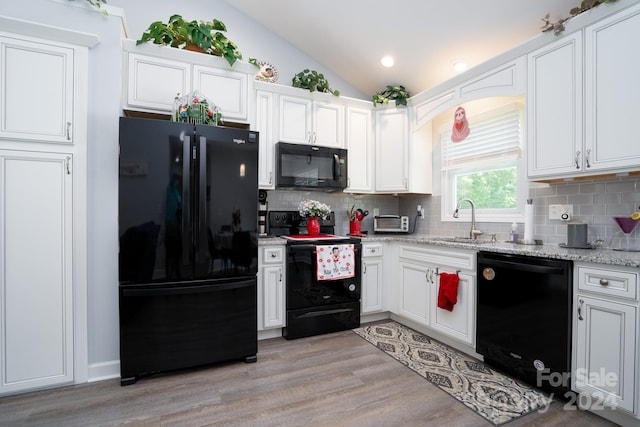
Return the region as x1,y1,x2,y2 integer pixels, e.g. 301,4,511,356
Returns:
481,259,565,275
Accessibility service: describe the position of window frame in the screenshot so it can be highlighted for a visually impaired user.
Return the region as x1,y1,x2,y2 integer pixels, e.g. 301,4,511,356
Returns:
440,102,526,223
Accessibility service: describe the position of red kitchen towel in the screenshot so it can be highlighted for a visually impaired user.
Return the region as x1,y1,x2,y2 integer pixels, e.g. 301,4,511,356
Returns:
316,244,355,281
438,272,459,311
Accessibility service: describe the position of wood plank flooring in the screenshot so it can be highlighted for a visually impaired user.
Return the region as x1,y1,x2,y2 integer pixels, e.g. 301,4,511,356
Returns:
0,327,618,426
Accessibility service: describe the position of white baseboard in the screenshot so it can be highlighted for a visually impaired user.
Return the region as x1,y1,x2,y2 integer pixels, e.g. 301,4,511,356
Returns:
87,360,120,383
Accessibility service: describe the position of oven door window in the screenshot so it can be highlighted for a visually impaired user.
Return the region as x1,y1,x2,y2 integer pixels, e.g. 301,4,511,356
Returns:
286,245,360,309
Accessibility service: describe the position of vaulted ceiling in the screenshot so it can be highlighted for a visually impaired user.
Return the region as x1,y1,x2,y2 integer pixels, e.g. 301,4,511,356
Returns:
222,0,581,97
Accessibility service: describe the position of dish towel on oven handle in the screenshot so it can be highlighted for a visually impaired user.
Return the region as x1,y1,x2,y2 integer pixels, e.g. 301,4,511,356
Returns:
316,244,355,281
437,271,459,311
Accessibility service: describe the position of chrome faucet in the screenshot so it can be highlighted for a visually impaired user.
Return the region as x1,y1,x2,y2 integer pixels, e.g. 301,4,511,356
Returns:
453,198,484,240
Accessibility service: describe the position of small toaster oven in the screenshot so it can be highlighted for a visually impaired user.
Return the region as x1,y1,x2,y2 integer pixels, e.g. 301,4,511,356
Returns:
373,215,409,233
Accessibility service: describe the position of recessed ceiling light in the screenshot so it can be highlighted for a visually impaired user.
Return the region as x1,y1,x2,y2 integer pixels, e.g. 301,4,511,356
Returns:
451,59,468,73
380,55,394,68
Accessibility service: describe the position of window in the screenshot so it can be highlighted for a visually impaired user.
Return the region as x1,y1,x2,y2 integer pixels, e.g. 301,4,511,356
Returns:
440,102,526,222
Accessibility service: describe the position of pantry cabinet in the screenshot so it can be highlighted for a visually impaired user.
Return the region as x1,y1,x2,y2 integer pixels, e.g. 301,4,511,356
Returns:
361,243,383,313
258,245,286,330
573,264,639,414
528,3,640,180
0,150,74,395
278,95,344,147
0,35,74,143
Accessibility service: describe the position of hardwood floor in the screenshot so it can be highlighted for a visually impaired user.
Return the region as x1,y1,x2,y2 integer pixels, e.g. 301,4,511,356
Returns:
0,327,618,426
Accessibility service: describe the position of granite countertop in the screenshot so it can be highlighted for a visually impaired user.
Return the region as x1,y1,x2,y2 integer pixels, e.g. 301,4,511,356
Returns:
258,234,640,268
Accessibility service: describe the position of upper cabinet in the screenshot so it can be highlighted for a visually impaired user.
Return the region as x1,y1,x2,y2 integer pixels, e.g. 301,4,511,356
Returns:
126,53,191,112
583,3,640,172
0,35,75,143
528,2,640,180
122,40,253,123
375,107,409,192
278,94,344,147
345,102,374,193
527,32,583,178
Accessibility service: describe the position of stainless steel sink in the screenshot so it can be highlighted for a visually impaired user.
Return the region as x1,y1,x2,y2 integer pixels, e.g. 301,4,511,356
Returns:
429,237,493,244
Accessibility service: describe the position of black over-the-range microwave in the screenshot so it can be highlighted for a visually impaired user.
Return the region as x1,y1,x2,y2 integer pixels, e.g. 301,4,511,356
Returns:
276,142,348,192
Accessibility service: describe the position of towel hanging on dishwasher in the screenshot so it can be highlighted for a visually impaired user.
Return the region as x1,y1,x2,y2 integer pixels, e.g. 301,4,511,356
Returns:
316,244,355,281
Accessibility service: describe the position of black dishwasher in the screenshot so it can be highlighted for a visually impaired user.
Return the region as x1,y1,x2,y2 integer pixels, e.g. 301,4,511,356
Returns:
476,251,572,393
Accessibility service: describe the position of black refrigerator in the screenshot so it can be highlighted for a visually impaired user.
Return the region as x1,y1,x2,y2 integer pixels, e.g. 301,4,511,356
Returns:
118,117,259,385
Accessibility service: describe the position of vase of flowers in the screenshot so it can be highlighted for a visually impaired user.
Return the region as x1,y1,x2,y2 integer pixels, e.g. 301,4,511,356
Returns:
298,199,331,236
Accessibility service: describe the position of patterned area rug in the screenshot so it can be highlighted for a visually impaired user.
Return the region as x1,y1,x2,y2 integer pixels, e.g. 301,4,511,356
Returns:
353,321,551,426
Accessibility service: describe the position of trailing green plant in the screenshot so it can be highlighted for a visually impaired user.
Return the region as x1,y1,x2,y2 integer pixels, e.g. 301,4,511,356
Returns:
541,0,618,35
371,85,410,107
291,69,340,96
137,15,243,66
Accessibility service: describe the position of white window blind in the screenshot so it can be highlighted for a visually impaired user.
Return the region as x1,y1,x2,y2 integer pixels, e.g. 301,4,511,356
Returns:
441,104,523,170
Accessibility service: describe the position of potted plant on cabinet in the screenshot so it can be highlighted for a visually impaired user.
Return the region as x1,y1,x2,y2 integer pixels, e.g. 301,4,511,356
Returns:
371,85,410,107
136,14,243,66
292,69,340,96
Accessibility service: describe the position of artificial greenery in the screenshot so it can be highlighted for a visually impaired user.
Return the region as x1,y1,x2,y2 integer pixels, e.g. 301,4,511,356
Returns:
137,15,243,67
371,85,410,107
67,0,108,15
541,0,618,35
291,69,340,96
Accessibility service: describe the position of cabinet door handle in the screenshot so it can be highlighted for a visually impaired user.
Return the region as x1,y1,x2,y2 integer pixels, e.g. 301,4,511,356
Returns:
585,149,591,168
575,150,581,169
578,299,584,321
270,252,277,258
66,122,72,141
599,278,609,286
279,268,282,282
66,156,71,175
269,171,273,184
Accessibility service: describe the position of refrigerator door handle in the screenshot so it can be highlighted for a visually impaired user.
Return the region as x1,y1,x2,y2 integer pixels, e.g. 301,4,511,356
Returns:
182,135,191,263
198,137,208,259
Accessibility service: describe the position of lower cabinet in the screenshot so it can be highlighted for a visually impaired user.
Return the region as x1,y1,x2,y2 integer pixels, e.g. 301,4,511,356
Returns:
573,264,639,415
361,243,383,313
396,244,476,346
430,271,475,346
0,150,74,395
258,245,286,330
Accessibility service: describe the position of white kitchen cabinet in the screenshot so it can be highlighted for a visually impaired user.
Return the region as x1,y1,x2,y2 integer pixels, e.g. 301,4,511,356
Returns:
528,2,640,180
256,90,275,188
573,264,639,415
396,244,476,345
375,107,408,192
527,32,583,178
279,95,344,148
0,150,74,395
193,65,249,121
361,243,383,313
430,270,475,346
398,260,430,325
583,3,640,173
345,104,374,193
0,35,74,143
125,52,191,113
122,40,253,122
258,245,286,330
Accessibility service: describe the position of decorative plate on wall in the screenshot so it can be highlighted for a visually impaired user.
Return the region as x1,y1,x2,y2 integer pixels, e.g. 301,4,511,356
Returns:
255,61,278,83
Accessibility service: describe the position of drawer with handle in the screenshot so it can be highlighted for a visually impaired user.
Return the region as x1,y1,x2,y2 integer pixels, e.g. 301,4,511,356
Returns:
577,265,638,300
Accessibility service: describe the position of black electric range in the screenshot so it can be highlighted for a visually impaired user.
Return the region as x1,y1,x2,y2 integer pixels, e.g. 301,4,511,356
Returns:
267,210,361,339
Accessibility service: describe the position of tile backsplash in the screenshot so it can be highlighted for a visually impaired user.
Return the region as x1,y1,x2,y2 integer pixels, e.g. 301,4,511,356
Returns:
264,176,640,250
